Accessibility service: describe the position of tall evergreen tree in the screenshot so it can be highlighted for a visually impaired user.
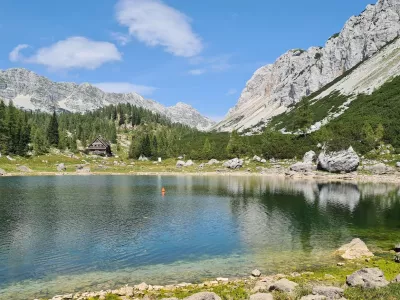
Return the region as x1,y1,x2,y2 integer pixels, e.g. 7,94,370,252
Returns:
0,100,8,154
47,111,59,147
202,138,212,160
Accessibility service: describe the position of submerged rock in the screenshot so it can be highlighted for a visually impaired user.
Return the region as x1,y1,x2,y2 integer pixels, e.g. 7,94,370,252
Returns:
183,292,222,300
336,238,374,260
346,268,389,289
317,146,359,173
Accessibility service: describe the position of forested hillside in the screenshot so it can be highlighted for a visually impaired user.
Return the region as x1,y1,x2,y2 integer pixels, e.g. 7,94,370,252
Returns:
1,72,399,162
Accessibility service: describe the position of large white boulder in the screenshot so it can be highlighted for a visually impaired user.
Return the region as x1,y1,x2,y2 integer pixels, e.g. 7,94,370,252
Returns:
223,158,244,169
317,146,360,173
336,238,374,260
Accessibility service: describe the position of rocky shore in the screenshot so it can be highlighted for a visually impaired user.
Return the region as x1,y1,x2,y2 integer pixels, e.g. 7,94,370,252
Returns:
38,239,400,300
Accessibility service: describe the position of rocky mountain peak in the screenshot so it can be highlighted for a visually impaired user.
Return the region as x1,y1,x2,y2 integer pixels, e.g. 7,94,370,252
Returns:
215,0,400,132
0,68,215,131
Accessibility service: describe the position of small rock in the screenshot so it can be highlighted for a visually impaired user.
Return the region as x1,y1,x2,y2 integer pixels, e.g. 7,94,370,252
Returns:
253,155,262,162
252,280,272,293
269,278,298,293
183,292,222,300
290,272,301,277
135,282,149,291
176,160,186,168
57,163,66,172
301,296,327,300
394,243,400,253
336,238,374,260
394,253,400,263
337,263,345,267
252,269,262,277
392,274,400,283
184,160,194,167
249,293,274,300
312,286,344,299
216,277,229,282
346,268,389,289
261,159,267,163
207,159,220,165
324,274,335,280
0,168,6,176
16,165,32,172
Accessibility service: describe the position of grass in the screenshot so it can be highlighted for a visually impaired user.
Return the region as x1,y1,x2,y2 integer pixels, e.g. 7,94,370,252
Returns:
345,284,400,300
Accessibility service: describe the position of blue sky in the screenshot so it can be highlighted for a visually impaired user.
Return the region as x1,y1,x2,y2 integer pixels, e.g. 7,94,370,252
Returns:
0,0,373,120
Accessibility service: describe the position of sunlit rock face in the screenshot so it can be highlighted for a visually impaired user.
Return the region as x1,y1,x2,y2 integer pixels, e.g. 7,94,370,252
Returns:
0,68,215,131
216,0,400,132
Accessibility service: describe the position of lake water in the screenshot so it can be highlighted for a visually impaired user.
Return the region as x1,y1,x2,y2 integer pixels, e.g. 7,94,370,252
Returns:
0,175,399,299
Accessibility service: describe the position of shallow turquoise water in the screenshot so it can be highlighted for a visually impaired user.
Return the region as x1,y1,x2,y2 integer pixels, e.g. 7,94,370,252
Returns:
0,175,399,299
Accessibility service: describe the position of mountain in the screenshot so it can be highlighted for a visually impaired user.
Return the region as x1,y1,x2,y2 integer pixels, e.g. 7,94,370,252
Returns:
215,0,400,132
0,68,215,131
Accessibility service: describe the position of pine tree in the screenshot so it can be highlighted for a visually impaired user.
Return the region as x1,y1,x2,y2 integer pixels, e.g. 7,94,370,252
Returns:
33,128,48,155
47,111,59,147
0,100,8,154
226,131,244,158
202,138,212,160
293,97,314,135
140,134,152,157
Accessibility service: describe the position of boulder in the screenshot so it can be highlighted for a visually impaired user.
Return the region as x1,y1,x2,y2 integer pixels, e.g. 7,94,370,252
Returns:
223,158,244,169
207,159,220,165
0,168,6,176
251,269,262,277
261,159,267,163
364,163,395,175
300,296,327,300
392,274,400,283
312,286,344,299
134,282,149,291
303,150,316,163
138,155,149,161
252,280,272,293
176,160,186,168
249,293,274,300
16,165,32,172
289,162,316,173
57,163,66,172
184,160,194,167
336,238,374,260
183,292,222,300
253,155,262,162
269,278,298,293
317,146,360,173
346,268,389,289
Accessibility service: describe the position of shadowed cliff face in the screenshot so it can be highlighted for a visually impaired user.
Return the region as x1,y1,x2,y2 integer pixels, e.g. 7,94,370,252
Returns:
216,0,400,132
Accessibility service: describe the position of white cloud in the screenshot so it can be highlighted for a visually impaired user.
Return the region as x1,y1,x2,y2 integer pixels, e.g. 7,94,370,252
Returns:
9,37,122,70
9,44,30,62
116,0,202,57
93,82,157,96
110,32,131,46
188,69,206,76
226,88,237,96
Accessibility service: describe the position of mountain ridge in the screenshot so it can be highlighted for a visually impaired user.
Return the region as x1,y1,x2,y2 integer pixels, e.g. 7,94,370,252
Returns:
0,68,215,131
215,0,400,132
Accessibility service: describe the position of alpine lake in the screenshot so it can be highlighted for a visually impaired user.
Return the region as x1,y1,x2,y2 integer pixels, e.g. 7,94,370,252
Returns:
0,175,399,299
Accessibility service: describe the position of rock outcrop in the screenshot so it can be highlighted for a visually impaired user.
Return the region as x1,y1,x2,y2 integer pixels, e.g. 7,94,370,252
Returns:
216,0,400,131
317,147,359,173
0,68,215,131
223,158,244,169
336,238,374,260
183,292,221,300
346,268,389,289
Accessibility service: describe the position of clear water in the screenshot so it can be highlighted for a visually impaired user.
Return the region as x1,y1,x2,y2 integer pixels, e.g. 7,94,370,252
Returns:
0,175,399,299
